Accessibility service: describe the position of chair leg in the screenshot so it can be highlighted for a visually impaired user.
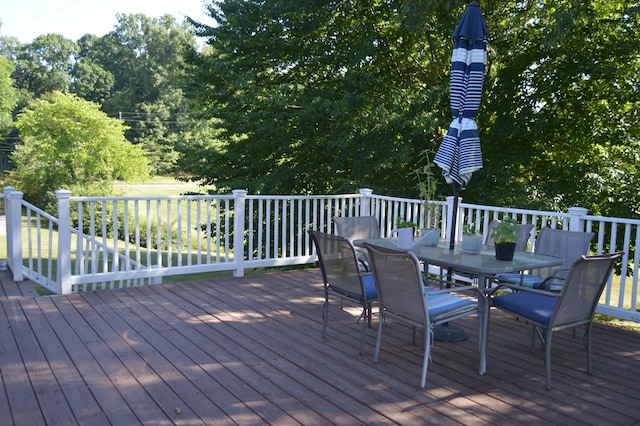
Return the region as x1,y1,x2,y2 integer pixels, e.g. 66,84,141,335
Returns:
585,323,593,374
321,299,329,338
478,298,488,375
373,312,384,363
545,331,553,389
420,328,432,388
359,308,368,354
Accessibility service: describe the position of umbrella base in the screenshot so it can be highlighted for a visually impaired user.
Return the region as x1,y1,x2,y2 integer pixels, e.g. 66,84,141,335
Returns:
433,323,467,342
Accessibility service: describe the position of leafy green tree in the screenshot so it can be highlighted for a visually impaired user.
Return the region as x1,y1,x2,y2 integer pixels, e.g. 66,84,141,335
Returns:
184,0,455,195
184,0,640,221
71,59,115,104
0,56,17,137
12,34,78,95
473,1,640,218
7,91,149,207
82,14,198,173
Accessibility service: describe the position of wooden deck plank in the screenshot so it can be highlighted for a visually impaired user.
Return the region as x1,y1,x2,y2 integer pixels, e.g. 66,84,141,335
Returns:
96,288,273,426
151,282,367,425
172,279,443,425
0,268,639,425
17,298,111,425
3,299,76,425
63,292,179,425
0,270,38,299
199,271,494,425
74,291,207,426
0,301,46,426
34,297,141,425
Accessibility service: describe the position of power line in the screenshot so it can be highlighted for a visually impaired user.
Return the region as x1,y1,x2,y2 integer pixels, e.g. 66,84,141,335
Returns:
3,0,87,34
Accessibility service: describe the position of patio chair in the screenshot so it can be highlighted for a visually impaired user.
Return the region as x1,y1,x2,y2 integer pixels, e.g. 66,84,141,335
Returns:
484,220,535,252
494,228,594,291
363,242,488,388
491,251,623,389
308,230,378,354
333,215,380,271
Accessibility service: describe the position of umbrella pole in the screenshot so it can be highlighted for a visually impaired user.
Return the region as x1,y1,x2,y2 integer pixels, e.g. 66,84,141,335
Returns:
434,181,467,342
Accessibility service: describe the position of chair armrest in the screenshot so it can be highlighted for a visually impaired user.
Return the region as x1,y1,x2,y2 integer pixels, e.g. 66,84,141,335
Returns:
425,284,487,303
487,282,561,297
536,274,566,291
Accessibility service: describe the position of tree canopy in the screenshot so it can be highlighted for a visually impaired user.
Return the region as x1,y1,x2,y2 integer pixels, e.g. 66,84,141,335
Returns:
0,56,17,137
8,91,149,206
181,0,640,218
1,2,639,220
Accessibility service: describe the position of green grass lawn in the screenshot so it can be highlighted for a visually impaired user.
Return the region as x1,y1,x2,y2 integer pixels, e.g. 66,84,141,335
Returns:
114,176,211,196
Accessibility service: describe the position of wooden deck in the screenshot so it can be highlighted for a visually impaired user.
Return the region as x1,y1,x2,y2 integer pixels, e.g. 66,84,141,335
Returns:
1,268,639,425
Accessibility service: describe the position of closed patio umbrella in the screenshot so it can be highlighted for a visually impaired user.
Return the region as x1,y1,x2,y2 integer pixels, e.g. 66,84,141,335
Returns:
432,0,488,342
434,0,488,250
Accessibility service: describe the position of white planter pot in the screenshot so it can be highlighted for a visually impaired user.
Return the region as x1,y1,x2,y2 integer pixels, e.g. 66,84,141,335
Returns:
462,235,483,254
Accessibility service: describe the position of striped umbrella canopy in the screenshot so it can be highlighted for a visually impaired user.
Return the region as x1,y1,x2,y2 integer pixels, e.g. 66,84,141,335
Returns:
434,0,488,250
434,0,488,187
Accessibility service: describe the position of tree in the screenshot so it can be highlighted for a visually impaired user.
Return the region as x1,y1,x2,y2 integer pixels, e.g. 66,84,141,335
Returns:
184,0,640,221
71,59,115,104
12,34,78,95
82,14,199,173
473,0,640,218
183,0,455,195
0,56,17,137
7,91,149,207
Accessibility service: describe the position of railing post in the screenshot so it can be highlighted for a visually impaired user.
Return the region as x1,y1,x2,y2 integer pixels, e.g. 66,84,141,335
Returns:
57,190,72,294
445,195,463,242
232,189,247,277
4,187,24,281
568,206,588,232
358,188,373,216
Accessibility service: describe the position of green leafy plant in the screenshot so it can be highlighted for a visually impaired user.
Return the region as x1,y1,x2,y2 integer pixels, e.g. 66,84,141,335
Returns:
463,223,481,236
492,217,519,244
412,149,440,228
396,217,417,229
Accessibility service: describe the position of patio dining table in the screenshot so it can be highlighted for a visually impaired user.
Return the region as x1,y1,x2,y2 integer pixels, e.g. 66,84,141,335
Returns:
359,239,563,290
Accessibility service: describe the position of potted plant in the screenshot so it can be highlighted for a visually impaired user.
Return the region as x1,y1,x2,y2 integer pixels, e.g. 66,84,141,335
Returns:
395,217,417,231
393,217,417,249
412,149,441,246
461,223,483,254
492,217,519,261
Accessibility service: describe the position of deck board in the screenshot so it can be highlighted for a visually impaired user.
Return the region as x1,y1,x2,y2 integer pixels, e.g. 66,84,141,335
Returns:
1,268,639,425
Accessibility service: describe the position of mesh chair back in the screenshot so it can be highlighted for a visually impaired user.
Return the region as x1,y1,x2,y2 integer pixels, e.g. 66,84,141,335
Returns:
534,228,594,268
515,224,535,251
552,252,622,328
364,243,428,328
483,219,500,246
334,216,380,242
484,220,534,251
308,230,363,295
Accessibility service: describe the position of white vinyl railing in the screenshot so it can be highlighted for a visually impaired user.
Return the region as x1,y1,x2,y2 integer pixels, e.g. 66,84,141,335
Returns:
3,186,639,322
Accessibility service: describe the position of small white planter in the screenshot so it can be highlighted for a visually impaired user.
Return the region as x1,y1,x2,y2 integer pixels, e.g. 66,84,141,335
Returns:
416,228,440,246
462,235,483,254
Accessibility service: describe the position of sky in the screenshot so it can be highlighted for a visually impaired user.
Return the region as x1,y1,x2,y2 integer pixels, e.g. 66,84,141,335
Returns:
0,0,216,43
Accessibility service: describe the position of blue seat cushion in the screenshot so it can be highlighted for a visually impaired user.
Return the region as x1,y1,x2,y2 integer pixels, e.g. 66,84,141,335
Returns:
496,272,544,289
329,274,377,301
492,292,557,328
360,274,378,300
426,293,476,323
